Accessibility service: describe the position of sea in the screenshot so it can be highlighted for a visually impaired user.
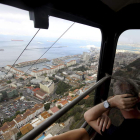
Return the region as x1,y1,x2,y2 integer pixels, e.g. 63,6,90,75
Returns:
0,39,139,75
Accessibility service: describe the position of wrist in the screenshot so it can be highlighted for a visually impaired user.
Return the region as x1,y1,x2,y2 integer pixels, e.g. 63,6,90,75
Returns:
108,97,115,108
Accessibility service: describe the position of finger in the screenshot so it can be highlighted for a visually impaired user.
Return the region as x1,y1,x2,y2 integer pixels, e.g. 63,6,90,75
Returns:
99,117,104,131
124,103,136,109
106,119,111,129
122,94,134,98
97,117,101,126
123,98,138,105
102,118,108,132
123,97,138,102
124,98,138,105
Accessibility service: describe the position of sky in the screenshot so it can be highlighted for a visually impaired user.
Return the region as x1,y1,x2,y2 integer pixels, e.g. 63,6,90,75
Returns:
0,3,102,42
1,3,140,44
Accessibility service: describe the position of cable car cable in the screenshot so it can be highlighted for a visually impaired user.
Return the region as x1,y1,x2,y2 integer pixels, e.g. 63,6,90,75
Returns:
23,22,75,75
3,29,40,79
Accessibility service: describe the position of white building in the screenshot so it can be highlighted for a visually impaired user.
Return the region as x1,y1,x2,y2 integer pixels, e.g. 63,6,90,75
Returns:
40,80,54,94
55,75,64,81
66,60,76,67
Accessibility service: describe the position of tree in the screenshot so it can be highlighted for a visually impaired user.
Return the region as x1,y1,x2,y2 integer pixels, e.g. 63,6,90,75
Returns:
6,80,11,84
85,98,93,107
78,99,85,105
56,81,71,95
72,106,83,114
19,78,24,81
44,103,51,110
20,93,23,96
15,111,20,116
26,98,30,101
58,105,62,109
17,132,22,139
74,112,81,122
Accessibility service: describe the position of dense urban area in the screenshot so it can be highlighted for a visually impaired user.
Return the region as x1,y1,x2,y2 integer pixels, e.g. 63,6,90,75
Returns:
0,47,139,140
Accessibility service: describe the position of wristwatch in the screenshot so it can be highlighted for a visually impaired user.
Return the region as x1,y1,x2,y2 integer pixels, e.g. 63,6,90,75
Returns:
103,100,110,109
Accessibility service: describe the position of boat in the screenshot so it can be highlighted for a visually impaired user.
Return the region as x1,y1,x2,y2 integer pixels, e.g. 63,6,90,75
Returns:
0,49,4,51
11,40,23,41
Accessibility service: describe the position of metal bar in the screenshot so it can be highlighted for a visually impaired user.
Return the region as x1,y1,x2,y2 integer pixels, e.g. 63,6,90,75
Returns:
80,121,88,128
20,74,111,140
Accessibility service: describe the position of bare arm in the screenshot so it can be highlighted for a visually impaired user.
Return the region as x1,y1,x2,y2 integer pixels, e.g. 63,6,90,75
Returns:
84,94,138,134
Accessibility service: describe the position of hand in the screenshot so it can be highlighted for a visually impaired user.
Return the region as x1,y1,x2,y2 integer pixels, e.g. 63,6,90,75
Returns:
108,94,138,110
97,114,111,132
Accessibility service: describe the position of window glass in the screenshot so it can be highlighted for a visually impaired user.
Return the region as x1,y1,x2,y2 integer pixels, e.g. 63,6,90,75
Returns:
108,30,140,126
0,3,101,139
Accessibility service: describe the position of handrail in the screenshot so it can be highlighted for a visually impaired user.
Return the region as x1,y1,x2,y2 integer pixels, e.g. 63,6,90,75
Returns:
20,74,111,140
80,121,88,128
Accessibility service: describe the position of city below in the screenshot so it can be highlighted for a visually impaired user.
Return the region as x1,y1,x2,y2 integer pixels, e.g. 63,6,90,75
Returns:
0,48,139,140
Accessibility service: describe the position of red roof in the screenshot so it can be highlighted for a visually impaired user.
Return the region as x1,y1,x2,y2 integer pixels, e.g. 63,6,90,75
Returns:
33,88,40,92
59,100,68,105
35,90,46,96
84,95,90,99
50,107,59,113
67,96,72,100
27,86,34,90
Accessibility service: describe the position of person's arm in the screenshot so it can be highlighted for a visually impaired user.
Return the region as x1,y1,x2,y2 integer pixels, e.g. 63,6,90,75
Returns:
84,94,138,134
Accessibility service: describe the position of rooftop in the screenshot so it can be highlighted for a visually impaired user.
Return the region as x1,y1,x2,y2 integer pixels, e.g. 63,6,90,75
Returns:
50,106,59,113
35,89,47,96
20,123,33,135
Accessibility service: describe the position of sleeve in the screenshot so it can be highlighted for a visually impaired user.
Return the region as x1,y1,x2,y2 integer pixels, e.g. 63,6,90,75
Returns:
101,124,118,136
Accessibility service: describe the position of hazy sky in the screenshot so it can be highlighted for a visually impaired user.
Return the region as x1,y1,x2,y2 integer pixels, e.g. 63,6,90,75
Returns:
0,3,140,44
0,3,101,42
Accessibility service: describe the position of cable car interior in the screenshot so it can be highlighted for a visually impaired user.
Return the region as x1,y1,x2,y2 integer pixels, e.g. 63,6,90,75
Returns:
1,0,140,139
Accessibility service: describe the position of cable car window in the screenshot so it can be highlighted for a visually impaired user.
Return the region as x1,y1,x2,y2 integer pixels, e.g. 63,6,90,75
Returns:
0,3,101,139
108,30,140,126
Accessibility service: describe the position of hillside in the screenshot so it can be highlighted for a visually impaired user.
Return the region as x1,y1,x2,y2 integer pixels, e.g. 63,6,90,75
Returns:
113,58,140,80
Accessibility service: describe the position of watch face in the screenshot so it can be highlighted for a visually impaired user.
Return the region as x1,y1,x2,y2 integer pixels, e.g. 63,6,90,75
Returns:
104,101,109,108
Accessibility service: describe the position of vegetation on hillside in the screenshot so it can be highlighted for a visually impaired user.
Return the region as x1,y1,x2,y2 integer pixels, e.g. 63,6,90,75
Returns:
56,92,95,130
73,66,89,72
56,81,71,95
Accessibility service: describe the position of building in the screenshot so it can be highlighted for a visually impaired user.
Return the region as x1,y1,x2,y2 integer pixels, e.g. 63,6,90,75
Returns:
30,78,43,84
20,123,33,135
10,83,23,89
55,100,68,108
40,81,54,94
55,75,64,81
66,60,76,67
68,95,79,103
2,128,19,140
0,73,13,80
15,58,48,67
84,95,90,99
34,89,47,100
48,107,59,115
5,65,24,75
39,111,51,120
69,89,79,97
0,93,3,101
30,64,65,77
83,52,90,63
26,86,34,95
0,121,17,135
13,104,44,128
